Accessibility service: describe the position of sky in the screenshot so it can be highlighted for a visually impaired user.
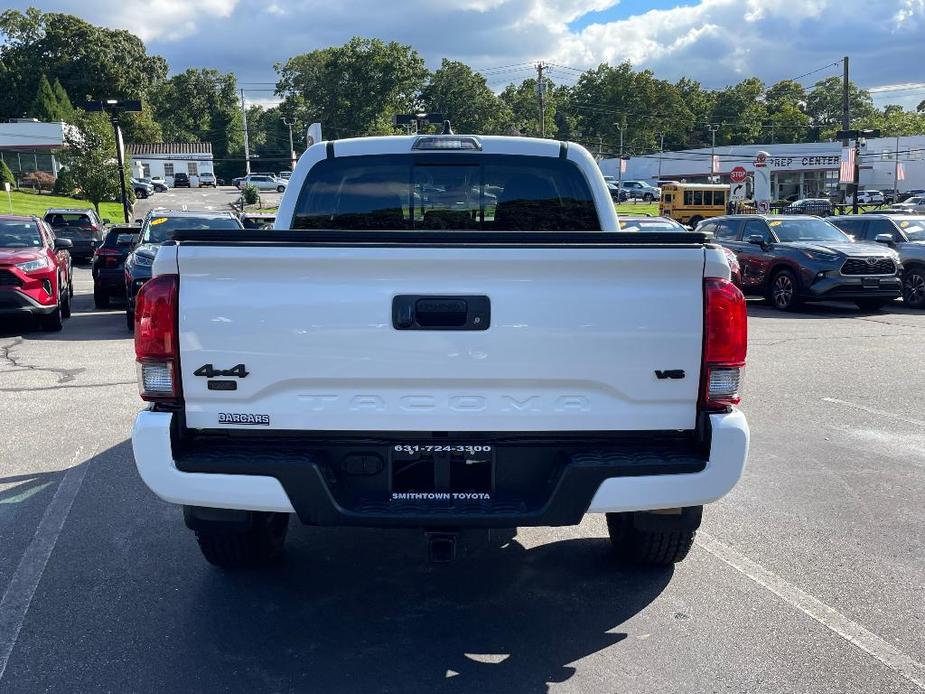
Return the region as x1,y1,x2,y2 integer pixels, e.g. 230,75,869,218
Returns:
4,0,925,111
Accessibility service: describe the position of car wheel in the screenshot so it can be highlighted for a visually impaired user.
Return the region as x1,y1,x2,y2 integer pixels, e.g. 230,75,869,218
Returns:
40,293,64,332
855,299,890,311
193,512,289,568
276,185,285,193
606,507,701,566
768,269,800,311
126,310,134,332
643,193,654,202
94,287,110,309
688,215,703,227
902,268,925,308
60,282,71,319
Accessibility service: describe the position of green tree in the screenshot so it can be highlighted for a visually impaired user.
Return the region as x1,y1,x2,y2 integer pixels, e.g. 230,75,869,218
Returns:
710,78,767,144
51,77,73,121
0,159,15,187
58,111,132,214
30,75,60,120
805,76,877,138
763,80,810,143
275,37,428,138
0,9,168,119
420,60,512,134
150,68,241,178
499,78,561,138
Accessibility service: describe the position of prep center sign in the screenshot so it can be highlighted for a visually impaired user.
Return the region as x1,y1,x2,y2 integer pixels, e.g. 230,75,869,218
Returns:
765,155,842,170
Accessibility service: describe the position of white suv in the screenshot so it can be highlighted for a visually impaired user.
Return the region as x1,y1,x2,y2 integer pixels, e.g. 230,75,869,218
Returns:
237,174,287,193
197,172,217,187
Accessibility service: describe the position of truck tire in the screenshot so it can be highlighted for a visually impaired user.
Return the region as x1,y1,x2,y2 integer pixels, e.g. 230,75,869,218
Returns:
606,507,702,566
902,267,925,308
194,512,289,568
94,288,110,309
276,185,286,193
688,215,702,228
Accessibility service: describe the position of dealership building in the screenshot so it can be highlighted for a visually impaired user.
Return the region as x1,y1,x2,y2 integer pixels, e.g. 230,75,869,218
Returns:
0,119,71,178
600,135,925,199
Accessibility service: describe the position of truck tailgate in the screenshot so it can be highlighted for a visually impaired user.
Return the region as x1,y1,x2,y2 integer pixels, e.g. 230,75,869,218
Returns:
175,243,705,432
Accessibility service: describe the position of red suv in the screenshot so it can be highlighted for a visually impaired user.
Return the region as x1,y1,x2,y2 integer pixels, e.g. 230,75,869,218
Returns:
0,215,73,331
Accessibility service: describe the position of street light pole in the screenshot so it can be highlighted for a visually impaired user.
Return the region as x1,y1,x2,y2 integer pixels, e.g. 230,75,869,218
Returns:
84,99,142,224
282,117,296,172
615,122,625,195
657,132,665,182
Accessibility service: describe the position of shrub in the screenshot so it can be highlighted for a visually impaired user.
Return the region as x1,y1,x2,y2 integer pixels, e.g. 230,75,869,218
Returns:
242,184,259,206
22,171,56,193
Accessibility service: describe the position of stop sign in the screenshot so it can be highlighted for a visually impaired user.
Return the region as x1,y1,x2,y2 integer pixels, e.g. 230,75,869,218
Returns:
730,166,747,183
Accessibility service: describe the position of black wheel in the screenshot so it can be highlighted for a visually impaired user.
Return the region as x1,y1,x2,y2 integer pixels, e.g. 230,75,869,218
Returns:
768,269,800,311
94,287,110,309
276,185,285,193
643,193,654,202
688,215,703,228
855,298,890,311
194,512,289,568
902,268,925,308
606,507,701,567
60,282,71,319
68,278,74,298
40,295,63,332
126,310,134,332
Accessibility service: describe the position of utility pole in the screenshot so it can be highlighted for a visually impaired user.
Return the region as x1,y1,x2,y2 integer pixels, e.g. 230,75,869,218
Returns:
657,132,665,182
707,124,720,183
282,116,296,172
536,62,546,138
241,88,251,175
842,56,851,206
615,122,625,195
84,99,141,223
894,134,900,204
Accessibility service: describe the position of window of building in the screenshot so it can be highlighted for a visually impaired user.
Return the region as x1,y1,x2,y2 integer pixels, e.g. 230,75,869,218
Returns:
187,162,198,176
142,164,150,178
163,163,174,177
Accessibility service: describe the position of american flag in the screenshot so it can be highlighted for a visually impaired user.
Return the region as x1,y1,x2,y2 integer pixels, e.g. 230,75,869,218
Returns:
839,147,855,183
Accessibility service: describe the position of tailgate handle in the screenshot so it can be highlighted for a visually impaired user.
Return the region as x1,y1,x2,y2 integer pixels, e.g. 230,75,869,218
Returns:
392,295,490,331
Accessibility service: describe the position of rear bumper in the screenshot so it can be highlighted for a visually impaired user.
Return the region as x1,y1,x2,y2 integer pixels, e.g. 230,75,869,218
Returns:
93,267,125,292
132,410,750,525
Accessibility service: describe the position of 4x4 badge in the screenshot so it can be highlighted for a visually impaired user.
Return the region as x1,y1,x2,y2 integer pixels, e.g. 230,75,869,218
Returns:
194,363,249,378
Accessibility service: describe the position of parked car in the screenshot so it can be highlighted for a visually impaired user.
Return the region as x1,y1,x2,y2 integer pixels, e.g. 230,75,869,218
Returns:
849,190,885,205
140,177,168,193
897,189,925,203
240,213,275,230
827,214,925,308
172,172,191,188
782,198,834,216
277,171,292,180
198,172,217,187
131,134,749,569
700,214,901,311
620,180,661,202
0,215,73,330
236,174,287,193
124,209,244,330
132,178,155,199
43,208,106,261
606,182,628,202
91,225,139,308
887,195,925,214
618,215,686,232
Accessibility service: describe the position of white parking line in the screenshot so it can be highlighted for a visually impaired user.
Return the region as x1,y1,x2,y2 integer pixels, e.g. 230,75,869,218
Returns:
0,453,89,682
698,533,925,690
822,397,925,427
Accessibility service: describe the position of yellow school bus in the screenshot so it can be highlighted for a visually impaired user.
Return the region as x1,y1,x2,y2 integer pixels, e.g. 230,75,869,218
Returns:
658,183,729,226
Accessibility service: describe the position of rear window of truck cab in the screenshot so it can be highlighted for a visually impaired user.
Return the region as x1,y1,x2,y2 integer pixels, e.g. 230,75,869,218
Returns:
291,154,601,231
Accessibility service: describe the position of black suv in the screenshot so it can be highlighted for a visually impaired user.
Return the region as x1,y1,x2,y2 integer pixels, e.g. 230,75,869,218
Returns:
91,225,139,308
172,172,190,188
699,215,902,311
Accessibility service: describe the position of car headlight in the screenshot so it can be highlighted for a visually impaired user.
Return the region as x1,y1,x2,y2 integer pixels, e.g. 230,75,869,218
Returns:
800,249,840,262
131,254,154,267
16,257,50,273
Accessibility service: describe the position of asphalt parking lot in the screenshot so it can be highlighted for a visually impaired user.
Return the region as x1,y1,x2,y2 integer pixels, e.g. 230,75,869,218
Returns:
131,185,281,221
1,265,923,693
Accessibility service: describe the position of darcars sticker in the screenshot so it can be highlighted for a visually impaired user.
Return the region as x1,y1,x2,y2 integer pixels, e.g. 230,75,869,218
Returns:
218,413,270,425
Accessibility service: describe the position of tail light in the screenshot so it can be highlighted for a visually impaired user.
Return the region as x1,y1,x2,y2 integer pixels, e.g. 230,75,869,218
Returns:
701,278,747,410
134,274,181,403
95,247,122,268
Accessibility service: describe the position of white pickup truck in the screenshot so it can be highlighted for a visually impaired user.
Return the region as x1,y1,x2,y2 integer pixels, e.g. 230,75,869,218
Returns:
131,134,749,568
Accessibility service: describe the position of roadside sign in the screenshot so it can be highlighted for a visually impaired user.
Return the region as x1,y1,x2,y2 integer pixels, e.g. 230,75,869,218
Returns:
730,182,747,202
756,200,770,214
730,166,747,183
